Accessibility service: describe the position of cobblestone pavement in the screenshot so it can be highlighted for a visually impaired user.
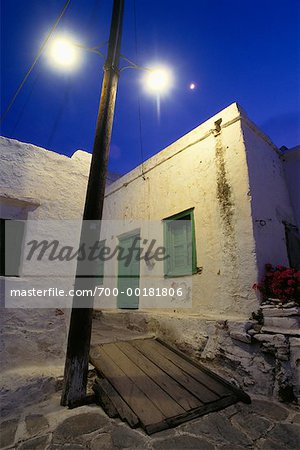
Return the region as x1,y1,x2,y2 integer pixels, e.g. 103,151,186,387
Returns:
1,392,299,450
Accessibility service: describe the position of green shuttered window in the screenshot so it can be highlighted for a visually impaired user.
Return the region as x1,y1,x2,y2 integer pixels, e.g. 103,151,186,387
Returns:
164,209,196,277
0,219,25,277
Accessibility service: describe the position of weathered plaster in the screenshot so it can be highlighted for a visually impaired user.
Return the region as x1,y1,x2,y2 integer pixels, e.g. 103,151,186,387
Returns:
0,139,117,372
0,138,91,220
102,103,259,317
241,118,297,278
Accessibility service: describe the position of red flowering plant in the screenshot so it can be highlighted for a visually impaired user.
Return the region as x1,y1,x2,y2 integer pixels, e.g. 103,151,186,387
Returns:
253,264,300,305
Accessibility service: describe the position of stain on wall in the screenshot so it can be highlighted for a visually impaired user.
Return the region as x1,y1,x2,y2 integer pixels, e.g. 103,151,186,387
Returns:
214,134,238,268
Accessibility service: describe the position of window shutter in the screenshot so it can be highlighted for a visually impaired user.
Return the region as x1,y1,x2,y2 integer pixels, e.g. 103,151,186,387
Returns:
4,220,25,277
284,223,300,270
0,219,5,276
165,211,195,277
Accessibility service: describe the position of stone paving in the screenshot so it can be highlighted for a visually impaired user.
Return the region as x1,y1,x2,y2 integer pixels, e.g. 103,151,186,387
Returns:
1,391,299,450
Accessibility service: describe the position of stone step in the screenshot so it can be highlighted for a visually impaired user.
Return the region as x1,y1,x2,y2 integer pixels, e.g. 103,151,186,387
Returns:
262,307,299,317
261,326,300,336
263,316,300,330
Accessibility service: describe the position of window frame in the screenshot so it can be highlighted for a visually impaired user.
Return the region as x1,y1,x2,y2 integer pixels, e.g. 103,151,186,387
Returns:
0,218,25,277
284,221,300,270
0,219,5,276
163,208,197,277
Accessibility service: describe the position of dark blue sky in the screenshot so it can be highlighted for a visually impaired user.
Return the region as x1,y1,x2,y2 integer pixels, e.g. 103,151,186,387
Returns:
1,0,300,175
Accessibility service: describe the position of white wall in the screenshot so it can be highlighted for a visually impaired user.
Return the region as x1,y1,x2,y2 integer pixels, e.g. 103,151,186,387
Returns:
0,137,90,220
1,103,297,323
102,103,259,318
241,118,297,276
0,139,92,375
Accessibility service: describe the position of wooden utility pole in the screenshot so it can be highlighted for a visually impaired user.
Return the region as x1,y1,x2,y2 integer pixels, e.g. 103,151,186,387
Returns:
61,0,125,407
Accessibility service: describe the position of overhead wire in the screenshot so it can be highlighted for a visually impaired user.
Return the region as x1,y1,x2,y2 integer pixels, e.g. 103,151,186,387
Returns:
10,66,41,136
133,0,146,180
46,77,72,149
0,0,72,125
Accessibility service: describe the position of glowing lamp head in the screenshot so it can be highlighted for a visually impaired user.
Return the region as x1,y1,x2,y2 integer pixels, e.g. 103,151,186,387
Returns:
143,66,173,95
47,37,80,71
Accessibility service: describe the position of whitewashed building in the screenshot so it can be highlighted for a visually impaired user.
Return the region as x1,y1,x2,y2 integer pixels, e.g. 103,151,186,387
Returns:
1,102,299,404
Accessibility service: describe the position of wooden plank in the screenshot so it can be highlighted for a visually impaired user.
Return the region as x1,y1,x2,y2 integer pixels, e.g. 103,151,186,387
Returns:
116,341,201,411
165,394,239,429
90,339,246,435
151,340,232,397
93,378,139,427
93,379,118,418
103,342,185,417
156,338,250,402
90,345,167,430
132,340,220,404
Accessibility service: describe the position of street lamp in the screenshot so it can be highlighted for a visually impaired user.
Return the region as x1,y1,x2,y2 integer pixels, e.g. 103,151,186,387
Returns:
47,36,81,71
50,0,174,408
47,36,174,96
143,66,173,95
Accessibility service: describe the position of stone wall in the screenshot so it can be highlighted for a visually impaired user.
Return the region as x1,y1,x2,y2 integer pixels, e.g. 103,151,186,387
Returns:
249,300,300,403
97,305,300,404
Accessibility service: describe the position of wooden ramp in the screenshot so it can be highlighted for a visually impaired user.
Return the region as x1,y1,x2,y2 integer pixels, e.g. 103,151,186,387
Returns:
90,338,250,434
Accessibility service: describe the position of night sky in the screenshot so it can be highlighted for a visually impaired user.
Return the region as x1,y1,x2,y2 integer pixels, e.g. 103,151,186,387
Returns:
1,0,300,175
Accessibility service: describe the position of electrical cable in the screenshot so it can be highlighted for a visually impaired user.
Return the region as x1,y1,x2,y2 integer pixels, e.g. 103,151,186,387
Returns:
10,66,41,136
0,0,72,124
133,0,146,180
46,77,71,149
